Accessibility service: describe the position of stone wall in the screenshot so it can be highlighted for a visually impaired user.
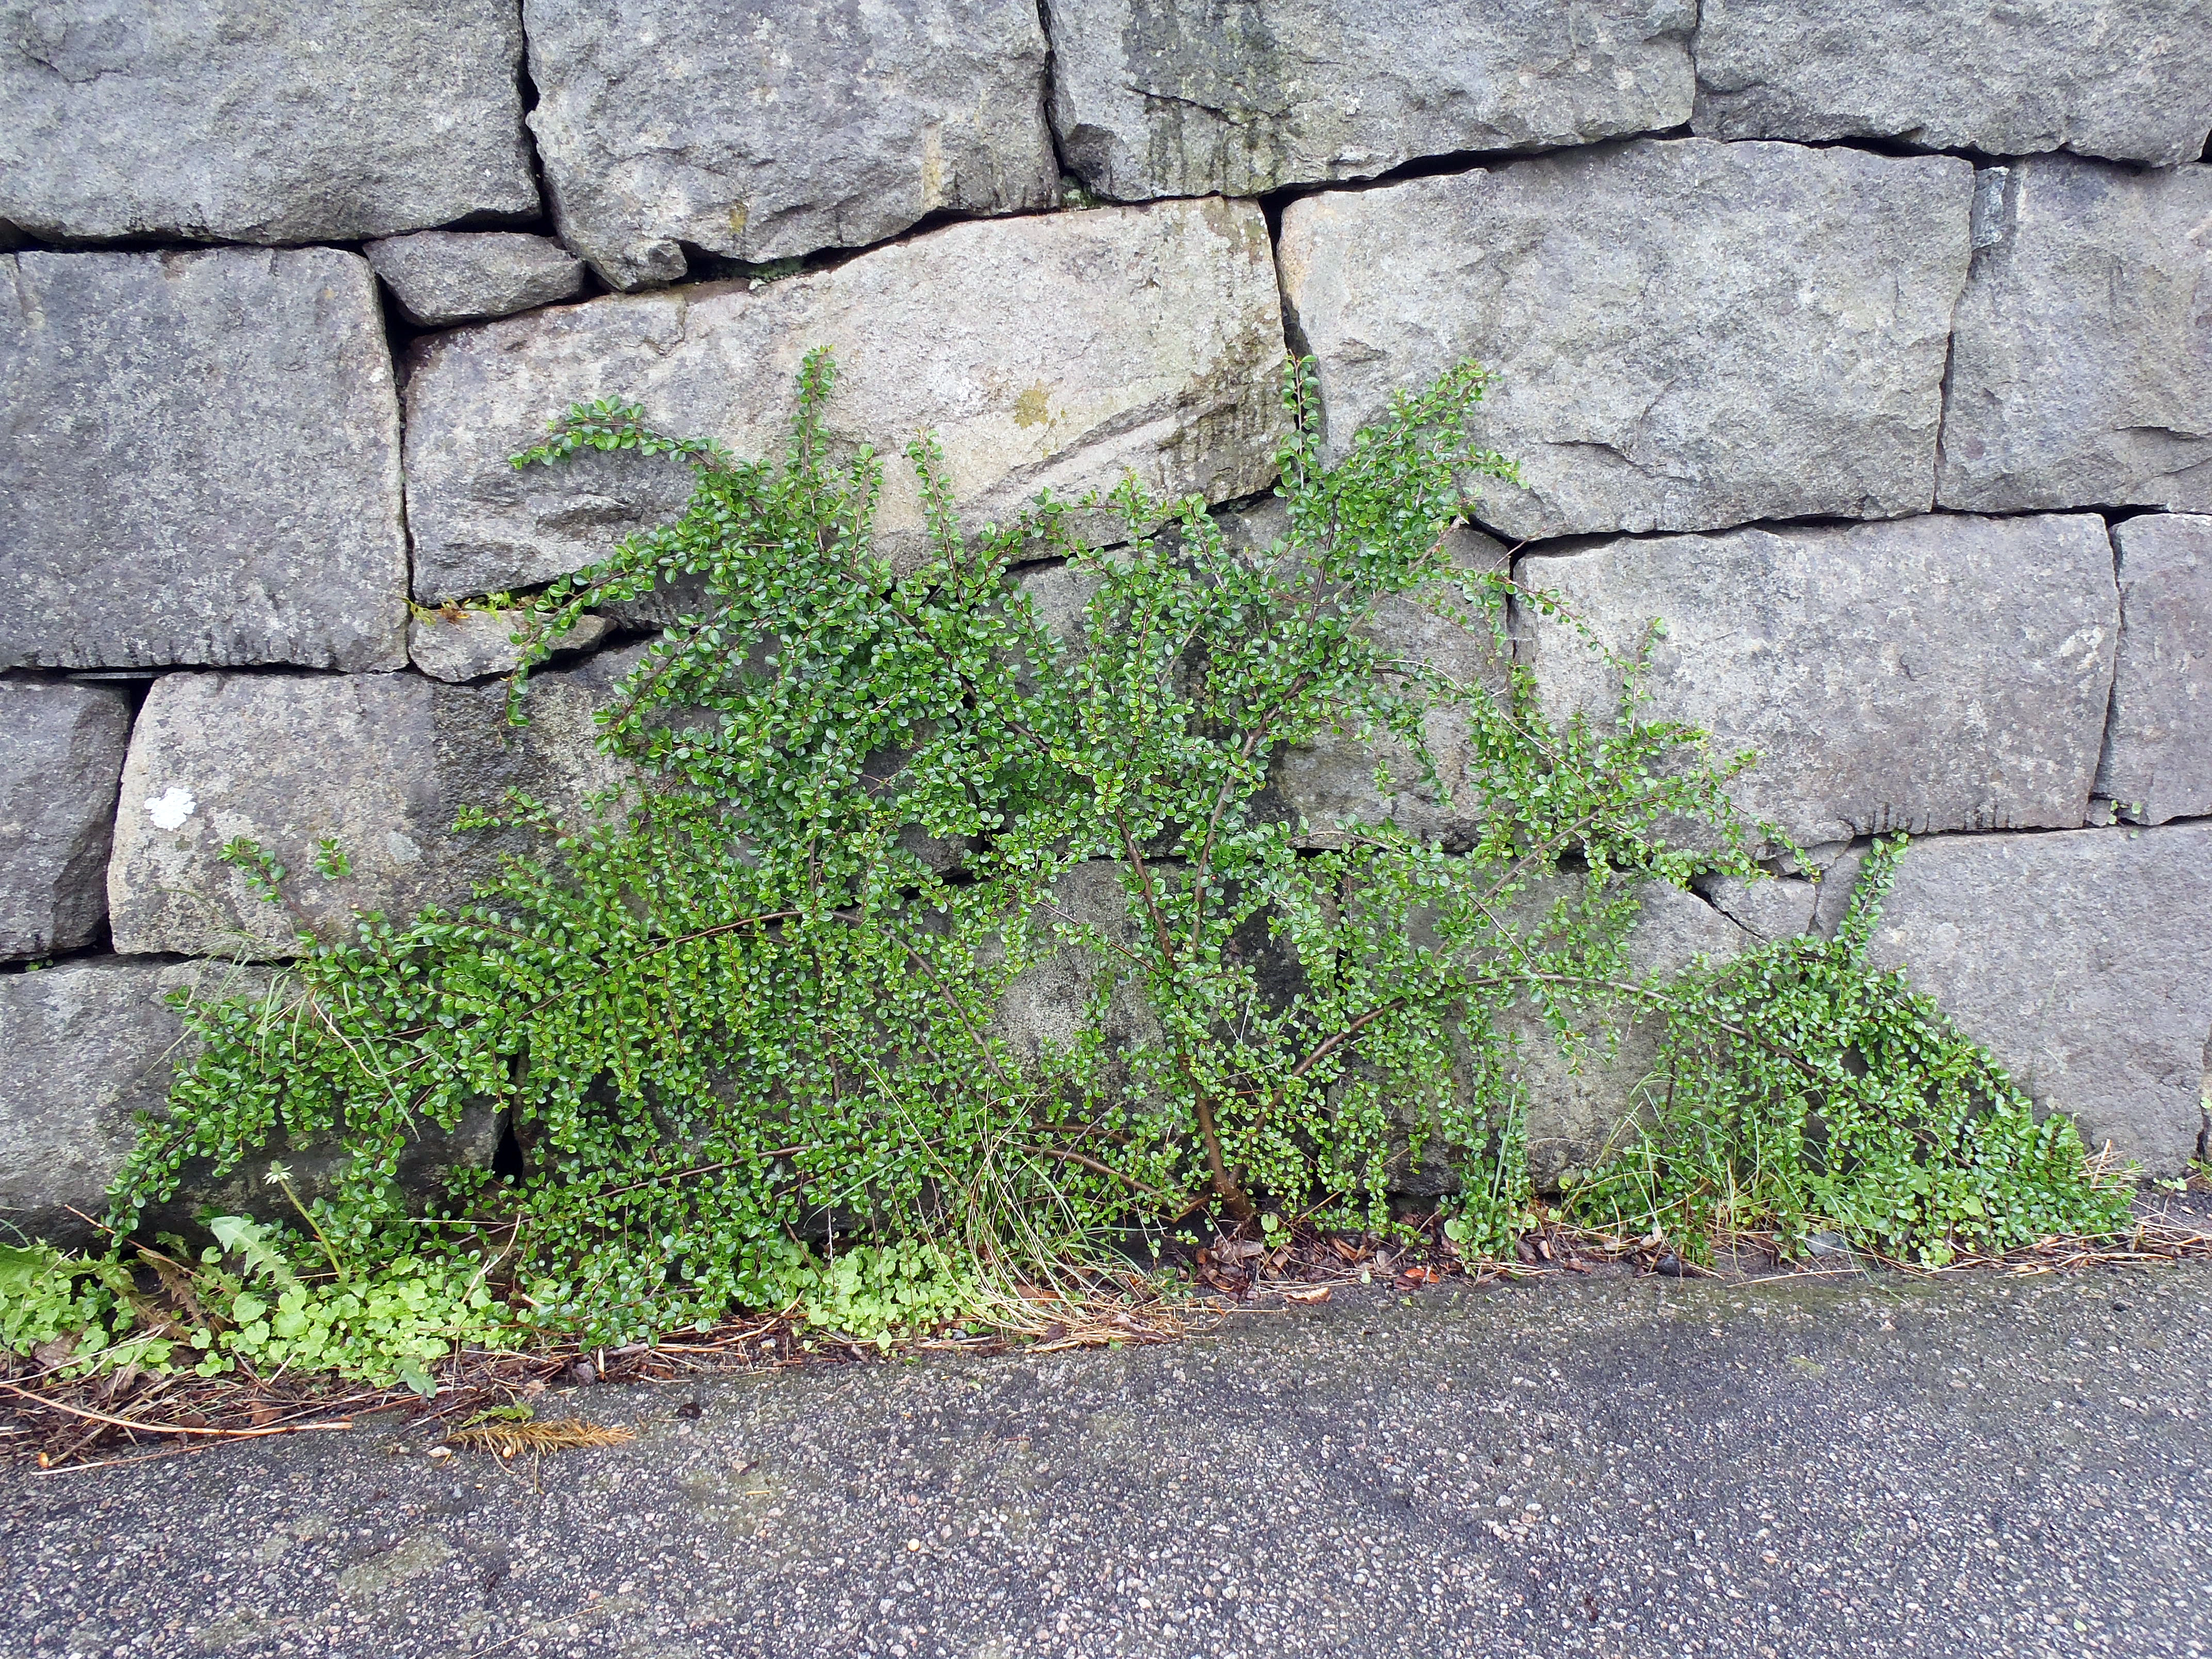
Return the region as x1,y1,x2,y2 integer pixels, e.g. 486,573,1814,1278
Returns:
4,2,2209,1235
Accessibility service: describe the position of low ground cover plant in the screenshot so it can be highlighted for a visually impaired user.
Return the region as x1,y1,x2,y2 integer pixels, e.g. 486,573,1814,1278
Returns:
3,354,2131,1385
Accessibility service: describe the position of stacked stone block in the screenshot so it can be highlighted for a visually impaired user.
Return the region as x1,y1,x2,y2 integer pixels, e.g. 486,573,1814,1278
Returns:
1689,0,2212,164
1277,139,1975,539
1047,0,1698,198
0,1,538,244
1514,514,2120,848
2097,515,2212,824
1939,157,2212,514
1,248,408,673
402,197,1288,600
2,1,2208,1237
0,683,129,958
521,0,1060,290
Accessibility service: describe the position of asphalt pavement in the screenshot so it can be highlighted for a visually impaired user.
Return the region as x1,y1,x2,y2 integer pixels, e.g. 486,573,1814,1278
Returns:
6,1257,2210,1659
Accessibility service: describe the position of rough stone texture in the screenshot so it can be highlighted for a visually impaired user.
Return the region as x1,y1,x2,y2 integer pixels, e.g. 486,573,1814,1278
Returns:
0,250,408,672
407,609,615,684
1938,158,2212,516
1267,521,1513,845
364,233,587,329
2096,514,2212,825
1511,883,1752,1190
1867,824,2212,1179
0,959,248,1247
1007,560,1105,684
404,200,1288,601
0,2,536,245
1692,0,2212,167
0,681,131,959
1048,0,1694,201
0,957,496,1248
523,0,1058,290
1518,514,2120,848
989,861,1163,1082
1697,871,1818,943
1279,139,1973,542
1809,840,1875,940
107,653,645,959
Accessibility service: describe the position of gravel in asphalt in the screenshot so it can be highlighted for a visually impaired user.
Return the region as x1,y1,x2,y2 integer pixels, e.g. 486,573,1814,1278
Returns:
5,1259,2209,1658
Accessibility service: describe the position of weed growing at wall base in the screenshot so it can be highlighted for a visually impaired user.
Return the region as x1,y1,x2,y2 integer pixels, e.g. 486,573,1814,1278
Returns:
0,353,2132,1379
1567,837,2134,1265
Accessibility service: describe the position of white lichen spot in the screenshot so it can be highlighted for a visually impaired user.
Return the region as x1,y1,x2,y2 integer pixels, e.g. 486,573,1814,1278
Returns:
147,785,197,831
385,831,423,866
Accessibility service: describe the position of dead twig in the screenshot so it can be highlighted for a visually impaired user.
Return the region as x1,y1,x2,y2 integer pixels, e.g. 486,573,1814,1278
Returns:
0,1379,354,1448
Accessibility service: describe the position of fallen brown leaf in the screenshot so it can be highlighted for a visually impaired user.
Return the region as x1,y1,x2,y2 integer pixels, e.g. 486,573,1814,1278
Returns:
30,1336,77,1371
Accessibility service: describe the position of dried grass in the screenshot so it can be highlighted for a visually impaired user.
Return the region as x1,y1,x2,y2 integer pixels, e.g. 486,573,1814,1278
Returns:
445,1418,634,1457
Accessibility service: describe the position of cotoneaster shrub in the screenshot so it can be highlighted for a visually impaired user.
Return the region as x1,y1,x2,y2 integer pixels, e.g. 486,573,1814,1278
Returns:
31,350,2126,1369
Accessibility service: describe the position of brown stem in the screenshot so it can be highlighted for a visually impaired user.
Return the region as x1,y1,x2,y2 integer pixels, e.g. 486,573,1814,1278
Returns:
1185,1062,1255,1222
0,1380,354,1442
1185,671,1312,952
1113,809,1178,969
1027,1147,1191,1210
1110,810,1250,1218
1290,997,1410,1081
